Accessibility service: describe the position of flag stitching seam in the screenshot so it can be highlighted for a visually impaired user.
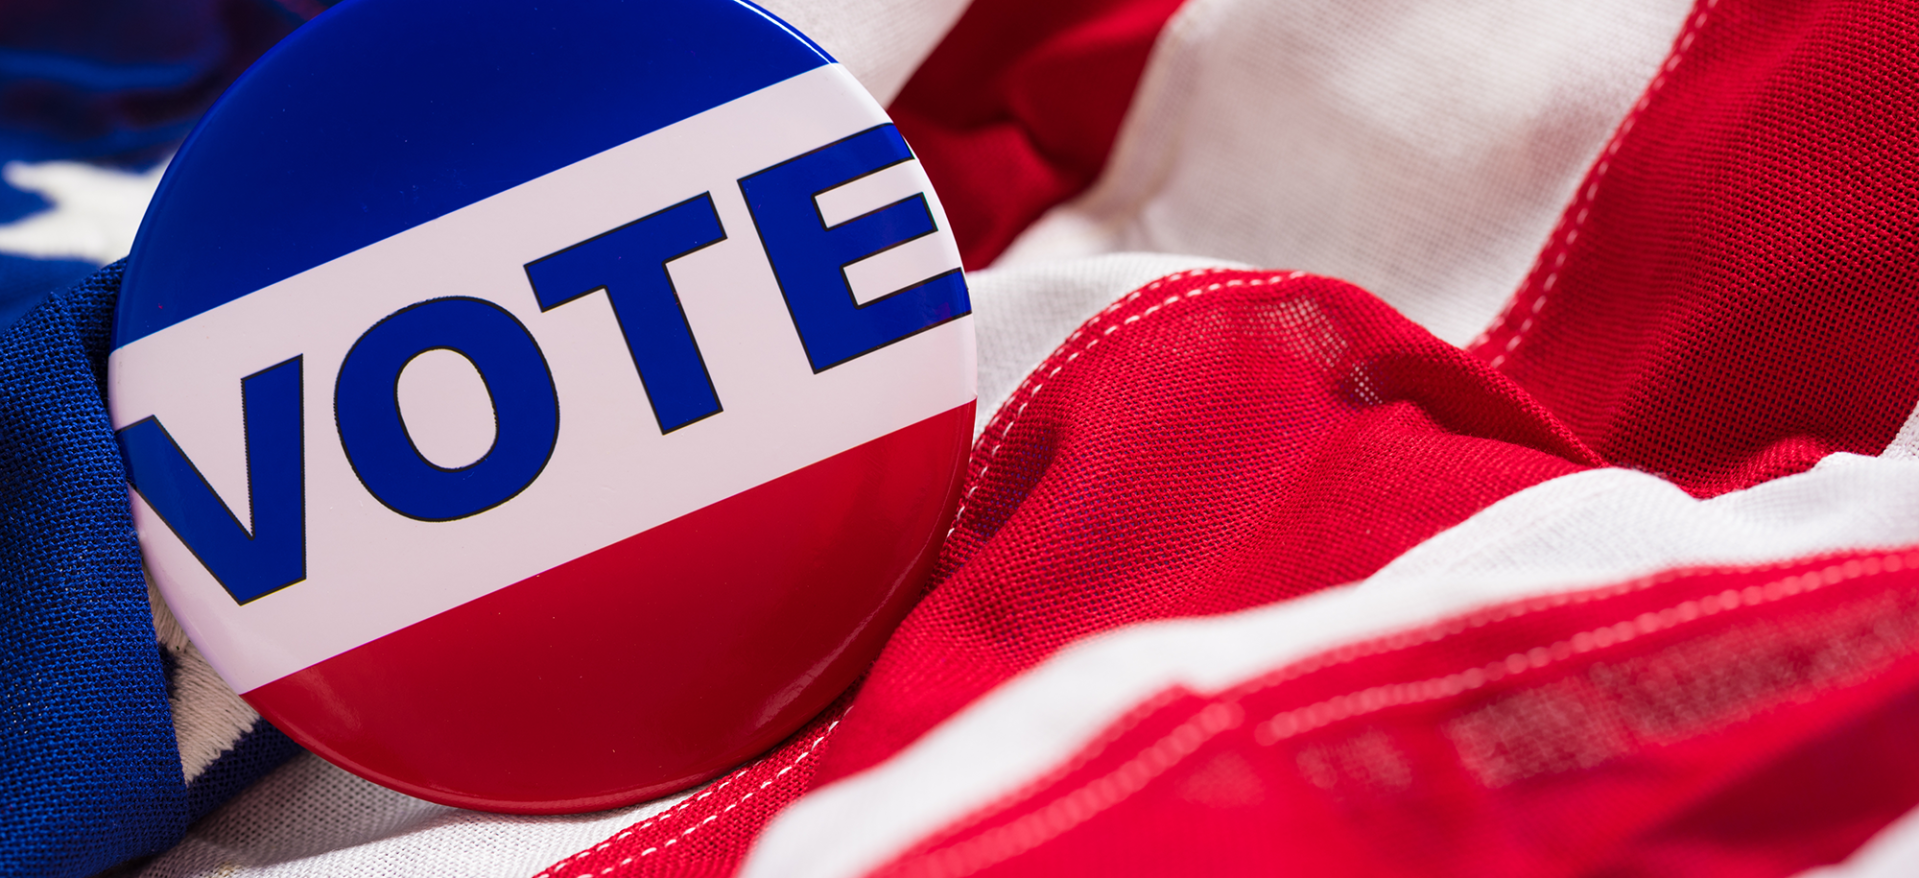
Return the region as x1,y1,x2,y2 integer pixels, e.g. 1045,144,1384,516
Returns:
1483,0,1721,368
1250,550,1912,745
949,268,1306,545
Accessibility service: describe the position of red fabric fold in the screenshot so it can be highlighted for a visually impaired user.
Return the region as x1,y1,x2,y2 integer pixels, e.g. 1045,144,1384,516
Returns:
1472,0,1919,497
888,0,1189,268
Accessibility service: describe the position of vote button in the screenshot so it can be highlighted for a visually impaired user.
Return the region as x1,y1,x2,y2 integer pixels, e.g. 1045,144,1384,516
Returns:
109,0,974,813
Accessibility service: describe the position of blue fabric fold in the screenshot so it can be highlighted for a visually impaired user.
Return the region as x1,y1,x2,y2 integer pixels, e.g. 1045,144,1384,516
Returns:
0,261,306,878
1,262,184,877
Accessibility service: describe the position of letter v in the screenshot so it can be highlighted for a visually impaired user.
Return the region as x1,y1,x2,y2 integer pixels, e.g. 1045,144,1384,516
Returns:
117,356,306,604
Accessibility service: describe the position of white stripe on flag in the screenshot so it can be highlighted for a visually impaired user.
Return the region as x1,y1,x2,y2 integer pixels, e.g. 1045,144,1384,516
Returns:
996,0,1695,346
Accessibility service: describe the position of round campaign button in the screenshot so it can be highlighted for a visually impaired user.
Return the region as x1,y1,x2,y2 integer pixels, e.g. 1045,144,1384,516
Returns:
109,0,974,813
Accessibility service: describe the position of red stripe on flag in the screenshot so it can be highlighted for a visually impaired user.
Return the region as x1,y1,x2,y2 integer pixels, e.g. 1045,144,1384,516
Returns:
888,0,1190,269
245,403,973,814
1473,0,1919,496
874,549,1919,878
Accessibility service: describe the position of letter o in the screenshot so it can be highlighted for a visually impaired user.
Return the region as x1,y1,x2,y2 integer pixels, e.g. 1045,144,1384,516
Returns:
335,297,559,521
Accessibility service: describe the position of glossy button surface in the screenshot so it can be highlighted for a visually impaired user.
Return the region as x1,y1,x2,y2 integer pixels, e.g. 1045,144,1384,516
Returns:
108,0,974,813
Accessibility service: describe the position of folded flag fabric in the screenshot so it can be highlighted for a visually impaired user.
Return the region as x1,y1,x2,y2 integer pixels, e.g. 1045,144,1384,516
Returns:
9,0,1919,876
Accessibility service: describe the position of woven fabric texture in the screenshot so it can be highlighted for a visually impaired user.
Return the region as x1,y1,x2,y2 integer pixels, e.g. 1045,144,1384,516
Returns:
0,264,182,876
1474,0,1919,495
817,268,1602,785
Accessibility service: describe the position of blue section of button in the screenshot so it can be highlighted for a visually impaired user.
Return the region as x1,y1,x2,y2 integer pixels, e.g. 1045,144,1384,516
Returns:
115,0,831,350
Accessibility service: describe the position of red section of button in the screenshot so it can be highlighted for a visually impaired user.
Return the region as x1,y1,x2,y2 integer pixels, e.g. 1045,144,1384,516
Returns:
244,403,973,813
